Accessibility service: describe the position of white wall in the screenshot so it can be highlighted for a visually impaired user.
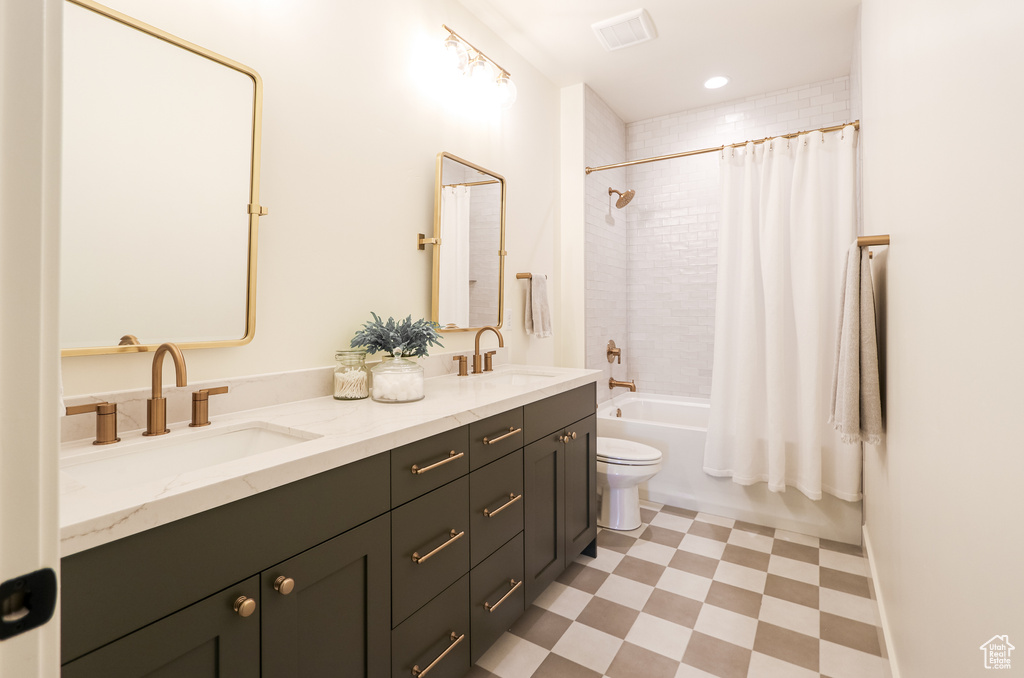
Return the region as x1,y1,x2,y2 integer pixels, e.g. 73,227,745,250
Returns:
861,1,1024,675
60,0,561,396
623,77,852,398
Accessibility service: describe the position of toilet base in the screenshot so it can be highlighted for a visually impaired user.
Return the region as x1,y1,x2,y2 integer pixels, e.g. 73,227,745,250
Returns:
598,484,642,531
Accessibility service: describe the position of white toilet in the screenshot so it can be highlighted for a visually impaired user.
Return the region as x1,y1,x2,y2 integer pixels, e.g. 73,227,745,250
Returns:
597,437,663,531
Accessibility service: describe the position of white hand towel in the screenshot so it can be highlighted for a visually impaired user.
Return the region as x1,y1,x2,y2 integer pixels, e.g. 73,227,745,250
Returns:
829,242,883,444
524,274,553,338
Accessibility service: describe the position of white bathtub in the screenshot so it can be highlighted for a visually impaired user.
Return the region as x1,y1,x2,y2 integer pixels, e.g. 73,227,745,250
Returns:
597,392,862,543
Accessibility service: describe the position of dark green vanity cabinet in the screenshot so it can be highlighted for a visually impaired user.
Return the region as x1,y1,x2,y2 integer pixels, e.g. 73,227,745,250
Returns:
60,381,597,678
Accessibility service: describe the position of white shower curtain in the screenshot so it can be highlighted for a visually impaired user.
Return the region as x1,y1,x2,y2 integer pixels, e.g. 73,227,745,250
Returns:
703,125,862,501
438,185,470,327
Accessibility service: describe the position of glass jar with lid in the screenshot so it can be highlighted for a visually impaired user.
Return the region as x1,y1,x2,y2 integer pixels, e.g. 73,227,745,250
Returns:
371,354,424,403
334,350,369,400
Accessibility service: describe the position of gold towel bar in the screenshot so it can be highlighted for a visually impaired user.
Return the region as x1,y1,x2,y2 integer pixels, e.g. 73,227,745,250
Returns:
516,273,548,280
858,235,890,247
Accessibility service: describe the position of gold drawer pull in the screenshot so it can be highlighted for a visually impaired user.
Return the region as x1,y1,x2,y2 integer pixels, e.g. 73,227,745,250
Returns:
483,492,522,518
482,426,522,445
411,631,465,677
412,529,465,564
484,579,522,613
411,450,464,475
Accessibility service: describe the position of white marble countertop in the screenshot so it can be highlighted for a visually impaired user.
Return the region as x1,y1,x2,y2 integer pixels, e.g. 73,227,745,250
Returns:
59,365,600,557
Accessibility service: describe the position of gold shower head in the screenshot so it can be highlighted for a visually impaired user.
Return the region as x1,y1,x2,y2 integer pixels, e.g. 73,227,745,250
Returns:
608,187,635,209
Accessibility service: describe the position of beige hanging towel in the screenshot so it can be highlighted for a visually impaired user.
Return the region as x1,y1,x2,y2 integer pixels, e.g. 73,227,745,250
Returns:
830,242,883,444
524,274,553,338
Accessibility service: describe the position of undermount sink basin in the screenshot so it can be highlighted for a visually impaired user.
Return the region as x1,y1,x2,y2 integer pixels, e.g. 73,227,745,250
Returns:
479,367,560,387
61,422,320,490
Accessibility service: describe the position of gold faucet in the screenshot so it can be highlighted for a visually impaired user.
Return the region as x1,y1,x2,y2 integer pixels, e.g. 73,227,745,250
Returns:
609,378,636,392
144,342,188,436
472,326,504,374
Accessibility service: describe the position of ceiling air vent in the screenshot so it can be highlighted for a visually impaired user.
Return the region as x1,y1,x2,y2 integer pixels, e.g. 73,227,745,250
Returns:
592,9,657,52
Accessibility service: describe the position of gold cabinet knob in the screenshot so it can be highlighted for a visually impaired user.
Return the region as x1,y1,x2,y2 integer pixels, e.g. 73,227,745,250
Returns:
571,431,577,439
233,595,256,618
558,435,567,443
274,576,295,595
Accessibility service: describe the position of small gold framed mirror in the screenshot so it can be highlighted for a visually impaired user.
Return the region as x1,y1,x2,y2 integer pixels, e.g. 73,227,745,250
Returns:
430,152,506,332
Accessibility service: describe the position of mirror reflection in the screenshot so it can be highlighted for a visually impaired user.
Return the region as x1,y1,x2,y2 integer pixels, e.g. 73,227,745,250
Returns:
60,0,264,356
432,153,506,331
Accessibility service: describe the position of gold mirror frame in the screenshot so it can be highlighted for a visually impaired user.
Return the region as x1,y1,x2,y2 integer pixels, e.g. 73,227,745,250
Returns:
431,152,506,332
61,0,265,357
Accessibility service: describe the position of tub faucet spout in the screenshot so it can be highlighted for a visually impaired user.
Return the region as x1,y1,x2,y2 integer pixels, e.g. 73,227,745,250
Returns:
144,342,188,436
609,378,636,392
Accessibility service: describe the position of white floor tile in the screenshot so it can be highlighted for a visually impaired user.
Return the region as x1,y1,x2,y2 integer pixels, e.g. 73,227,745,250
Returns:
757,595,820,638
727,529,774,553
624,611,693,661
695,512,735,528
679,533,727,559
532,581,592,620
656,567,713,602
595,573,655,610
639,499,665,511
819,640,893,678
583,546,625,573
773,529,819,548
747,651,819,678
650,512,694,533
819,587,882,627
627,539,677,566
820,549,871,577
767,554,819,585
476,632,549,678
713,560,768,594
693,603,759,649
551,622,624,674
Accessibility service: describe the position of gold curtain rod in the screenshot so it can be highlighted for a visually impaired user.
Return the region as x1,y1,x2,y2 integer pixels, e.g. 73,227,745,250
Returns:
585,120,860,174
443,180,500,188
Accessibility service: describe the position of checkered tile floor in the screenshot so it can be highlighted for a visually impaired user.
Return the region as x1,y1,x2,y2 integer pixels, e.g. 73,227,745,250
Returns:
469,501,891,678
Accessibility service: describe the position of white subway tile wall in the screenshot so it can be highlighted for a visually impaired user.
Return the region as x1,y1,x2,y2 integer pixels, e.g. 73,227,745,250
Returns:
585,76,852,398
468,182,501,327
584,86,629,404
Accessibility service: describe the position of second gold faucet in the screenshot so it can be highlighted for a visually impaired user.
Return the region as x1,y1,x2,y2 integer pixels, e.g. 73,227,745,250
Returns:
472,326,504,374
144,342,187,436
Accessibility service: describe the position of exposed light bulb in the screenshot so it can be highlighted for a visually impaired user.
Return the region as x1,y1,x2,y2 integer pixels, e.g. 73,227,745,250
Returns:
467,54,494,83
495,72,517,109
443,33,469,73
704,76,729,89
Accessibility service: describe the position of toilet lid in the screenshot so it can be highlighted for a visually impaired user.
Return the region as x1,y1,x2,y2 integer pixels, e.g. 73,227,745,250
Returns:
597,437,662,464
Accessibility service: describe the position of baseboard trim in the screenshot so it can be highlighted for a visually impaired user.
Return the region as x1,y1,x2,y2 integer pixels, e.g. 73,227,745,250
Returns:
862,525,901,678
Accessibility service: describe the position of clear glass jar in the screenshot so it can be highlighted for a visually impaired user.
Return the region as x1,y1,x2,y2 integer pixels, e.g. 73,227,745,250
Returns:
334,350,369,400
371,355,424,403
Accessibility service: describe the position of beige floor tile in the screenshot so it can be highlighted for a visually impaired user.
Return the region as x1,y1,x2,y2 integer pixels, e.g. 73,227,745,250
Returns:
733,520,775,538
819,537,863,556
757,594,820,638
726,529,774,554
533,581,593,619
819,548,870,577
576,596,640,639
679,533,727,560
669,549,719,578
721,544,770,571
650,511,695,533
819,640,893,678
770,538,819,565
693,602,759,649
641,525,686,549
475,633,549,678
657,567,714,602
595,573,655,610
581,546,625,573
627,539,678,566
551,622,624,675
598,530,638,554
660,504,698,519
819,587,881,627
687,521,732,543
820,567,872,598
695,512,735,528
681,631,752,678
607,642,683,678
508,605,573,650
643,588,703,628
763,574,819,609
624,611,693,661
767,554,819,585
703,580,762,618
557,561,611,594
773,529,819,548
752,621,819,672
640,499,665,511
531,653,603,678
712,560,768,594
746,650,820,678
614,554,667,586
820,611,883,656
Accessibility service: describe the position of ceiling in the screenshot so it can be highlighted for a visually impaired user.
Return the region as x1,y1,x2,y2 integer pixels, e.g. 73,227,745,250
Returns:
457,0,860,123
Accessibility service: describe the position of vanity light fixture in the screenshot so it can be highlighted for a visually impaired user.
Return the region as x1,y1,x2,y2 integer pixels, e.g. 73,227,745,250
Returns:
442,24,517,108
704,75,730,89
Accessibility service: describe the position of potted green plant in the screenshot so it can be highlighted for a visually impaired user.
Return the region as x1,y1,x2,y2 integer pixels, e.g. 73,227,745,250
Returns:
351,313,443,403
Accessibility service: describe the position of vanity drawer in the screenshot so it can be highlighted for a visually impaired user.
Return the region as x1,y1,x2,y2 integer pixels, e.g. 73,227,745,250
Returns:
392,476,469,626
523,383,596,444
391,426,469,508
469,449,524,567
469,408,524,470
391,575,470,678
470,533,525,664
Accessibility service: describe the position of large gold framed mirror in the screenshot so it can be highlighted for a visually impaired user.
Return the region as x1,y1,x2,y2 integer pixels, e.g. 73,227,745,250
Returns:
431,152,506,331
60,0,265,356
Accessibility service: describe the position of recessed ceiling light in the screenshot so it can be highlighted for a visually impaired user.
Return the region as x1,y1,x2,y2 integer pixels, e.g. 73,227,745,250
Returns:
704,76,729,89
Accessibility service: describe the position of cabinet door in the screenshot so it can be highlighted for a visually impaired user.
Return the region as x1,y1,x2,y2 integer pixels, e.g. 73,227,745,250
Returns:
261,514,390,678
564,414,598,562
62,576,260,678
523,434,565,606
